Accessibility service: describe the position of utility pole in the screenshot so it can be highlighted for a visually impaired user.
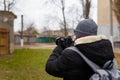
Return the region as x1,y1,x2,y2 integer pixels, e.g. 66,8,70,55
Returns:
109,0,114,46
110,0,113,36
21,15,24,47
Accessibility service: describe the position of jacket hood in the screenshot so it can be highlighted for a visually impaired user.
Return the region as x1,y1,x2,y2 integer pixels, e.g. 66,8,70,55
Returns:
74,35,107,45
75,35,114,67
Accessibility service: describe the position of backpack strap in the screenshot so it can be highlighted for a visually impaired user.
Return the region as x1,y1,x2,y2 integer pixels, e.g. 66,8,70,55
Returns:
66,47,101,72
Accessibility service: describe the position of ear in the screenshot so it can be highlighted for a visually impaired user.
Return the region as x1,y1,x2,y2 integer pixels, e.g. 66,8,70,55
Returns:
73,35,76,41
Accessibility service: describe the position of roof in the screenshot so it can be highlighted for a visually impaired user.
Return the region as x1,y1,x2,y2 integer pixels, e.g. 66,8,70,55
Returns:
0,11,17,19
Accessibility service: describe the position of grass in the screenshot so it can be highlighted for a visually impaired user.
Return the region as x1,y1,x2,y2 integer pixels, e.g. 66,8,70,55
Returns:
0,49,120,80
0,49,62,80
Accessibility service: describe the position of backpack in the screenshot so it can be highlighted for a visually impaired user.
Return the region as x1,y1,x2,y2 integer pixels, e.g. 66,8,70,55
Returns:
67,47,120,80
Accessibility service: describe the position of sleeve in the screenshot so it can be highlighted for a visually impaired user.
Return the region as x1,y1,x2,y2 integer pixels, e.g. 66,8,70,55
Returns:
45,46,71,77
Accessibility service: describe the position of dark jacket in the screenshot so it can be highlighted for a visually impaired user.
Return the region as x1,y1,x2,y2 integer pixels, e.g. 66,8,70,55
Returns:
45,38,114,80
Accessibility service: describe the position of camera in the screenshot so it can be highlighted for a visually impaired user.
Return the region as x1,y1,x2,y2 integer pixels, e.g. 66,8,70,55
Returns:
56,36,73,49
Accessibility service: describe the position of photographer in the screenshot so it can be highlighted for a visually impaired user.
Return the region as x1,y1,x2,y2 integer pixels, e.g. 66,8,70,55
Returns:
45,19,114,80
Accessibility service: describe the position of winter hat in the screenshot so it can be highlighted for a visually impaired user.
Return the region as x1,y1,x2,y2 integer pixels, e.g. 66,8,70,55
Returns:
74,19,98,37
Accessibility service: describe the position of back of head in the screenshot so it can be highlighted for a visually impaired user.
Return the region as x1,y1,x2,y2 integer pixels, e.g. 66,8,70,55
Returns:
74,19,98,37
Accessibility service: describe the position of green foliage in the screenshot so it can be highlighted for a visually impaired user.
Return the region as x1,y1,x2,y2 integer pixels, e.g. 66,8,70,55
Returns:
0,49,62,80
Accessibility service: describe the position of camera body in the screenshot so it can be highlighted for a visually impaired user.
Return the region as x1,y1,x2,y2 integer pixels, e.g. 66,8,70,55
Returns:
56,36,73,49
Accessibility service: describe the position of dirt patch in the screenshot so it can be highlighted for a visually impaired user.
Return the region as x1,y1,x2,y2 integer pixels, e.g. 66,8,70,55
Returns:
15,43,56,49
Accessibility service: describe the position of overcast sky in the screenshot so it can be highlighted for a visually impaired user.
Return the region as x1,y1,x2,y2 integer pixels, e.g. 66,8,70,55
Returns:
12,0,97,32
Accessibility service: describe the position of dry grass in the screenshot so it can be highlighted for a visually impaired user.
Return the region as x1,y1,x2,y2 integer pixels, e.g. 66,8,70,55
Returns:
114,49,120,68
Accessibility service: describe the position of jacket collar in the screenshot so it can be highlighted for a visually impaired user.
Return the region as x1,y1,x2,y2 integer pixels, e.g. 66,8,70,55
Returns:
74,35,107,45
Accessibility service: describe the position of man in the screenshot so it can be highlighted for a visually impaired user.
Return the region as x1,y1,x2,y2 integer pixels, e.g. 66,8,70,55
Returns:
45,19,114,80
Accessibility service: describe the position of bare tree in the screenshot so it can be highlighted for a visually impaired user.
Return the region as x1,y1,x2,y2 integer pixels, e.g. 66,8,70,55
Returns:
3,0,7,11
80,0,91,19
41,15,52,37
1,0,15,11
41,26,52,37
24,22,39,35
67,5,82,28
61,0,67,36
45,0,68,36
113,0,120,33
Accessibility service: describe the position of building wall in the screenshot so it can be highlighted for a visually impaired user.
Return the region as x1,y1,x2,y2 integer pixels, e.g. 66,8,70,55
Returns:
98,0,118,25
14,36,37,44
98,25,119,37
97,0,120,49
97,0,120,44
0,11,16,54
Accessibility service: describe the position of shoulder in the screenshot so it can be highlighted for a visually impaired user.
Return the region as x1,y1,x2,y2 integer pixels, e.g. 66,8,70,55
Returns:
61,47,84,65
62,47,79,57
63,46,75,52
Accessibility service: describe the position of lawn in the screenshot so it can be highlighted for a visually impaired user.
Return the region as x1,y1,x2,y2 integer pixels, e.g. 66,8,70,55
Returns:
0,49,62,80
0,49,120,80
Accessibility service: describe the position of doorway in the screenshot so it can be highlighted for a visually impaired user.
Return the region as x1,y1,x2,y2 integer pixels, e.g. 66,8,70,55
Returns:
0,28,9,55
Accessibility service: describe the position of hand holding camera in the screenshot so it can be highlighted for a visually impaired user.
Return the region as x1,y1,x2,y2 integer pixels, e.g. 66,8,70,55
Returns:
56,36,73,49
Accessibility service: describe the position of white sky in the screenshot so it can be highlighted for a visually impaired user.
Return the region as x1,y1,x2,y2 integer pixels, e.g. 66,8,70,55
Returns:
12,0,97,32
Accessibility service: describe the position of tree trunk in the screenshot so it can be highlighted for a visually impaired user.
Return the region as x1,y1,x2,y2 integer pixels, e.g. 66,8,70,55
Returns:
4,0,7,11
84,0,91,19
61,0,68,36
113,0,120,35
81,0,91,19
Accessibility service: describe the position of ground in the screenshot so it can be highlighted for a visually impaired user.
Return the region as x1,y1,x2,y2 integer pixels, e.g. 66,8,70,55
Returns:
15,43,120,53
15,43,56,49
15,42,120,50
